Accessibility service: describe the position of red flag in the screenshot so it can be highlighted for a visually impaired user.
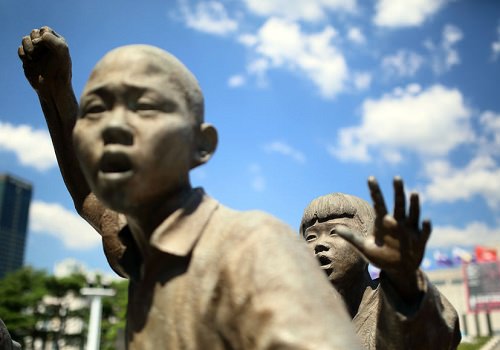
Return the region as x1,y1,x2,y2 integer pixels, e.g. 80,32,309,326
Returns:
475,246,498,262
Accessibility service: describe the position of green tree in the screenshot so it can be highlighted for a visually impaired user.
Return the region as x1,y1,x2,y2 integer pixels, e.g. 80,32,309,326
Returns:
0,267,48,347
101,278,128,350
0,267,128,349
0,267,90,349
41,273,88,349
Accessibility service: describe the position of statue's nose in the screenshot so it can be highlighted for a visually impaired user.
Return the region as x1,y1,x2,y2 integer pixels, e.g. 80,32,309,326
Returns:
101,106,134,146
102,125,133,146
314,244,329,254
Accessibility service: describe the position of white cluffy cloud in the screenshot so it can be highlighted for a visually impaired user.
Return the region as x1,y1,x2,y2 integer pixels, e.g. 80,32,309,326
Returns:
0,121,56,171
241,18,349,98
347,27,366,45
54,258,88,277
353,72,372,90
30,200,100,250
492,24,500,61
421,110,500,209
424,156,500,210
179,0,238,36
479,111,500,154
54,258,121,282
227,74,246,87
264,141,306,164
249,163,266,192
381,50,425,78
244,0,357,22
425,24,463,74
429,222,500,247
374,0,448,28
329,84,473,163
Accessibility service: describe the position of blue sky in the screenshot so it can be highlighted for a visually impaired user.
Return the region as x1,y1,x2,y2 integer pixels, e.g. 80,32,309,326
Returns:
1,0,499,276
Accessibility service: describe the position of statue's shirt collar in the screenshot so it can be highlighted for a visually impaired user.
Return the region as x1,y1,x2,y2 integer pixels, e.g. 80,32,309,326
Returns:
117,188,219,280
148,187,219,257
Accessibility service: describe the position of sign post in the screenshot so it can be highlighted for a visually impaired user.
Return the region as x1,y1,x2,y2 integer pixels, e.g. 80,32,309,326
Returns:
81,287,116,350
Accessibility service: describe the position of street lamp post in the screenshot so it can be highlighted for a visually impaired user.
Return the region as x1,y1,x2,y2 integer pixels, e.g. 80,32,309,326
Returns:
81,287,115,350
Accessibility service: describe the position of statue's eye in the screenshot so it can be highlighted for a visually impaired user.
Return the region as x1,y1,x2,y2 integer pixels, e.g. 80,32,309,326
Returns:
87,105,106,113
81,103,106,118
136,102,156,111
136,98,177,114
330,227,337,236
160,100,177,113
305,234,317,242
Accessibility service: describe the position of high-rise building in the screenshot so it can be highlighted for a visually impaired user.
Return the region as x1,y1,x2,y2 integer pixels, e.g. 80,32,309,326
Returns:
0,173,32,279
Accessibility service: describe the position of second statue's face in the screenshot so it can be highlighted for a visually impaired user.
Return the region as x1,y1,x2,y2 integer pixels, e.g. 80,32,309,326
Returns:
73,48,198,214
303,217,367,288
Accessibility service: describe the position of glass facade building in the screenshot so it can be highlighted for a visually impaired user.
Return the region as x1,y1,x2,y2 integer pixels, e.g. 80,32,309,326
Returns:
0,174,32,279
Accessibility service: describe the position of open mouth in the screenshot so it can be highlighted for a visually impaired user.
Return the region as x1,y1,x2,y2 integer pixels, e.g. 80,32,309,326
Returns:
99,152,133,174
315,254,334,276
318,255,331,267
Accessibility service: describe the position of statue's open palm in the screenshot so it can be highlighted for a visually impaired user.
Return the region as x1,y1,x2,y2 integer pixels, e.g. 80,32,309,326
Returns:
337,176,431,298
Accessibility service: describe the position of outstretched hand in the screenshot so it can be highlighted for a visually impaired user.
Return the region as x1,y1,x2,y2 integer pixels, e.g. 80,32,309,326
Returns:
336,176,431,302
18,26,72,98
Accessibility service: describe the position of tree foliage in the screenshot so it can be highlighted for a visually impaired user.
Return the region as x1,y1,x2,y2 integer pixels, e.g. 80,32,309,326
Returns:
101,279,128,350
0,267,48,344
0,266,128,349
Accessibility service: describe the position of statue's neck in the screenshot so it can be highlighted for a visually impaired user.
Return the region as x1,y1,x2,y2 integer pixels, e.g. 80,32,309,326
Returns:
125,184,194,257
334,270,375,319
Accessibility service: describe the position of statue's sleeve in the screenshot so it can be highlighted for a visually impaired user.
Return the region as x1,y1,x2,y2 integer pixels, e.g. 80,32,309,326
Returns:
0,318,20,350
376,269,461,350
214,213,362,350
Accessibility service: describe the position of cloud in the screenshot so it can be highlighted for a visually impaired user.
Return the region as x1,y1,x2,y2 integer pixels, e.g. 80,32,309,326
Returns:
53,258,121,282
238,34,258,47
419,110,500,209
381,50,425,78
179,0,238,36
347,27,366,45
53,258,88,277
246,58,270,87
0,121,56,171
244,18,349,98
249,163,266,192
381,26,461,78
424,24,463,74
227,74,246,88
29,200,100,250
373,0,448,28
264,141,306,164
243,0,357,22
478,111,500,155
428,222,500,247
329,84,473,163
492,24,500,61
353,71,372,90
423,156,500,210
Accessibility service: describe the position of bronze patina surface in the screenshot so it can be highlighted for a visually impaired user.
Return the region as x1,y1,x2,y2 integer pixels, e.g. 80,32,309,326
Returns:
19,27,360,349
300,177,462,349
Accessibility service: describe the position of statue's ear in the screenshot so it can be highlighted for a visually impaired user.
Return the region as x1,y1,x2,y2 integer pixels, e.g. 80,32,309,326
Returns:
192,123,218,168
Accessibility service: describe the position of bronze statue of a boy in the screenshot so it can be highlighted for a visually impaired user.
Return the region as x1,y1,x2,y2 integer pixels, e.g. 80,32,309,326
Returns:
19,27,360,349
300,177,461,349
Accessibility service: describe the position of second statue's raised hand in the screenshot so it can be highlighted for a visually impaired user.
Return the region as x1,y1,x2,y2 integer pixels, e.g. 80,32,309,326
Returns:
336,176,431,303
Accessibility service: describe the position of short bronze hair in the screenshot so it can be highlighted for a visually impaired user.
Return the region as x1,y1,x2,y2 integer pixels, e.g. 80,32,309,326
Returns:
300,193,375,238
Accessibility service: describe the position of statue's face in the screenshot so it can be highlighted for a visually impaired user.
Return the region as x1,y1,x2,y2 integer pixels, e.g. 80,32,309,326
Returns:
303,217,367,288
73,50,197,213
